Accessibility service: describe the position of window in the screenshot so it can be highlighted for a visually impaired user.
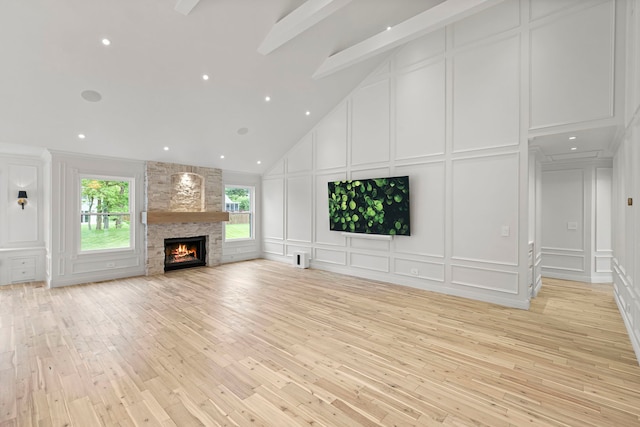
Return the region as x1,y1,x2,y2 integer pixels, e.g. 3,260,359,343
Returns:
225,186,253,240
80,178,133,251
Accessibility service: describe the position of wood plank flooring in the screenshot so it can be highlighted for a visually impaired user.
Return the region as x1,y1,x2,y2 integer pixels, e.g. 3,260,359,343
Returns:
1,259,639,426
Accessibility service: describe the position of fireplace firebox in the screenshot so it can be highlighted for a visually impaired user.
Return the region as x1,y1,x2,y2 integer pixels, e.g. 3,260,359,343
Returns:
164,236,207,271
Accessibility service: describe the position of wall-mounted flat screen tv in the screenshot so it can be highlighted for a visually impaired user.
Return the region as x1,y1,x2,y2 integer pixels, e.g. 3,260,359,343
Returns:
328,176,410,236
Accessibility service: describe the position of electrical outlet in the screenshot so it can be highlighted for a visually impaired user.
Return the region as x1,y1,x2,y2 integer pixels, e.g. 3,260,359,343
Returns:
410,268,419,276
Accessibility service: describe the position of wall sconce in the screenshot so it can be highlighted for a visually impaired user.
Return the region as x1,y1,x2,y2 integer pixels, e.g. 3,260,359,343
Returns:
17,190,28,209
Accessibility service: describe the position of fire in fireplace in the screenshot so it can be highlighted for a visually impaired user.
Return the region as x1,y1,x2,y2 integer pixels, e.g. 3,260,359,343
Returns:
164,236,206,271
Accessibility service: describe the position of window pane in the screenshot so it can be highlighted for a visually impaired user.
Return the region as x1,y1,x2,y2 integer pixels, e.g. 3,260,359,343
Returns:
80,179,132,251
225,186,253,240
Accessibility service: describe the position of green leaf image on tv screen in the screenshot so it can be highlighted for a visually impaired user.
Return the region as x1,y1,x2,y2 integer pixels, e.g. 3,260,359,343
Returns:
327,176,410,236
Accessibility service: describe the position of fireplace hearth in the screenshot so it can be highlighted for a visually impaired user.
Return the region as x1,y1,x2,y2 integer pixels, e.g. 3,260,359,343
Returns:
164,236,207,271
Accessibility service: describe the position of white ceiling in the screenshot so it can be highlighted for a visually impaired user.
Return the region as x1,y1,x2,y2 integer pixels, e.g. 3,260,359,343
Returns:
0,0,619,173
0,0,446,173
529,125,619,162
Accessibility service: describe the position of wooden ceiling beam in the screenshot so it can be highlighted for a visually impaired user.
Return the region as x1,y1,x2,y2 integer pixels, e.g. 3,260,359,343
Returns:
258,0,353,55
313,0,505,79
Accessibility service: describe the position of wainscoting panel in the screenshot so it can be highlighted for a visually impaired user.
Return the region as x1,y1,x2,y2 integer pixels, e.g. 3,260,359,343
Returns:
451,264,519,294
529,0,615,129
263,241,285,256
7,164,38,244
452,153,519,265
316,104,348,171
452,35,520,152
315,172,347,247
286,134,312,174
394,162,445,258
394,258,445,282
395,60,445,160
542,250,585,272
350,252,390,273
351,80,390,166
286,176,312,243
314,248,347,266
262,179,284,240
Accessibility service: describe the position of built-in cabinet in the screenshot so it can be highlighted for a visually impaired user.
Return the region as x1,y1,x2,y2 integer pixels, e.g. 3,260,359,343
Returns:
0,144,46,286
0,248,45,285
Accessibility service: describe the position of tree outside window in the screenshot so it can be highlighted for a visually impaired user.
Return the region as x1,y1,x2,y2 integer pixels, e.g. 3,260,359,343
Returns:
225,186,253,240
80,178,132,251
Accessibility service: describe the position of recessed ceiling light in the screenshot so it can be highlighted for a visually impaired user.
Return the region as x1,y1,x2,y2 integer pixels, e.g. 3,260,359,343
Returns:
164,146,169,151
101,38,111,46
220,155,225,159
569,136,577,140
202,74,209,81
265,96,271,102
257,160,261,164
305,111,311,116
78,134,86,139
570,147,577,151
386,26,392,31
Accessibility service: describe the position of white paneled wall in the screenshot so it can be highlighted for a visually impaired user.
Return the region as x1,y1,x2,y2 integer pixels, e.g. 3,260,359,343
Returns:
0,145,46,285
452,35,521,152
540,162,612,283
263,0,532,309
48,151,146,288
614,0,640,364
262,0,620,309
530,1,615,129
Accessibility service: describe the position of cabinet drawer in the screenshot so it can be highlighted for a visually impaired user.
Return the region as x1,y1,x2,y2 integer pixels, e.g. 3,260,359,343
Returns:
11,267,36,283
11,257,36,269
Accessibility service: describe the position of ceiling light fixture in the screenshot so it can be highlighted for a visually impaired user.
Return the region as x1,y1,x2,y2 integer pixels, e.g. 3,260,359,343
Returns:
569,136,577,140
386,26,392,31
220,155,225,159
305,111,311,116
265,96,271,102
101,38,111,46
78,134,86,139
80,90,102,102
164,146,169,151
257,160,261,165
570,147,577,151
202,74,209,81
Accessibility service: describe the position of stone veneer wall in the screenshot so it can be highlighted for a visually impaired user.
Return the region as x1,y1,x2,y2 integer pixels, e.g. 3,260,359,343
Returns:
145,161,223,275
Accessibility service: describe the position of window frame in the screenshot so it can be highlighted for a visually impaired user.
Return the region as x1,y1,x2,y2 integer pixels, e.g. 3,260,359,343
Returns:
78,174,135,253
224,185,255,242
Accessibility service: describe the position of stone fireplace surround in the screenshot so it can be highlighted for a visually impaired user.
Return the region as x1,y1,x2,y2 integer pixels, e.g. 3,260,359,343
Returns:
145,161,224,275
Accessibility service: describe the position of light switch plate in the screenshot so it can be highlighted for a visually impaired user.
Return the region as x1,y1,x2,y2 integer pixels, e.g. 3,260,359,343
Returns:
501,226,510,237
567,221,578,230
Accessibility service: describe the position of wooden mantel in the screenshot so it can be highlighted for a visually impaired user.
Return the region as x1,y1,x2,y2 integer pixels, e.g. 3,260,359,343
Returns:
143,211,229,224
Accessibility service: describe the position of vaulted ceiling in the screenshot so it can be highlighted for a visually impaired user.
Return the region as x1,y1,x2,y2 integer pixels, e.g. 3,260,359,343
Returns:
1,0,473,173
1,0,618,172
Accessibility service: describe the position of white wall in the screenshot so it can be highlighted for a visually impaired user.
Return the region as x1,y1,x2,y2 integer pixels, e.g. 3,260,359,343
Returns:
221,170,262,263
48,151,146,288
540,160,613,283
262,0,619,309
529,148,543,296
0,143,47,285
613,0,640,364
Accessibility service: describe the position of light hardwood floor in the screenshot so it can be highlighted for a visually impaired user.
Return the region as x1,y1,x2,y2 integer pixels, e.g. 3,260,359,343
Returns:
1,260,639,426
